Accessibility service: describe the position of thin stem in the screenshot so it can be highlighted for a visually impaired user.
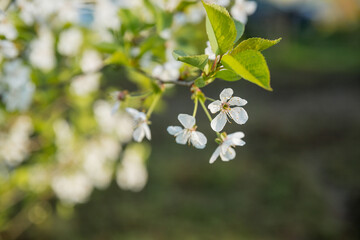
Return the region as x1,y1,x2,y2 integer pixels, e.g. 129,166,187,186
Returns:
146,93,161,118
192,97,198,117
160,80,194,87
199,99,212,122
127,91,152,99
206,97,216,102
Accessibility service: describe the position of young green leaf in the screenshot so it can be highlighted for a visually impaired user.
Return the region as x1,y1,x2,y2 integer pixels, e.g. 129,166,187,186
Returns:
202,1,236,55
222,50,272,90
172,50,208,70
234,20,245,44
195,76,206,88
232,38,281,55
213,69,241,82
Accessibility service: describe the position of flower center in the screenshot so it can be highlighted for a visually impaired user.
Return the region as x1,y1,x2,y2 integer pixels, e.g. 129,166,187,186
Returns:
222,102,230,111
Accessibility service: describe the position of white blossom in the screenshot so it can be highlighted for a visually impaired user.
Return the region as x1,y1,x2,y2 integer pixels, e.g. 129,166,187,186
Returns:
115,0,142,9
208,88,248,132
230,0,257,24
152,60,181,81
93,0,121,31
126,108,151,142
80,49,103,73
70,73,100,96
16,0,80,25
204,41,216,60
0,40,18,59
29,27,55,71
52,171,93,204
0,13,18,40
0,116,33,166
1,60,35,112
205,0,230,7
93,100,133,142
116,144,148,192
82,137,120,189
57,28,83,57
210,131,245,164
152,0,181,12
167,114,207,149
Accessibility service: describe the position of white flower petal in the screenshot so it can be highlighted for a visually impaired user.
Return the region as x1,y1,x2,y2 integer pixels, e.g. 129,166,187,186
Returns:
228,107,248,125
190,131,207,149
220,147,236,161
142,123,151,140
245,1,257,15
111,101,121,115
209,146,221,164
228,131,246,146
220,88,233,103
175,130,191,145
228,131,245,140
228,97,247,106
178,114,195,129
167,126,183,135
211,112,227,132
126,108,140,118
208,100,222,114
133,126,145,142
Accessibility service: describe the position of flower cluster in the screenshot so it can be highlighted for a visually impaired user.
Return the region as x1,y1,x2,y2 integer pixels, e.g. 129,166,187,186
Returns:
123,87,248,164
0,1,279,227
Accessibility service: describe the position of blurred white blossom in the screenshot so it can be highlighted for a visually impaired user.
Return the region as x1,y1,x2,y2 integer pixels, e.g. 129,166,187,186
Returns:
58,28,83,57
0,40,18,59
152,60,181,81
152,0,181,11
52,171,93,204
70,73,101,96
206,0,231,7
0,13,18,40
231,0,257,24
116,144,148,192
126,108,151,142
80,49,103,73
30,27,55,71
82,136,120,189
0,116,33,166
93,0,121,31
94,100,133,142
204,41,216,60
0,60,35,112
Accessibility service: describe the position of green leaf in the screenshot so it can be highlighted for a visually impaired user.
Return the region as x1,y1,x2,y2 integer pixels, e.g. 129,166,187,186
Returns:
172,50,208,70
94,42,120,53
202,1,236,55
194,76,206,88
222,50,272,91
205,16,218,54
232,38,281,55
213,69,241,81
104,50,130,66
234,20,245,44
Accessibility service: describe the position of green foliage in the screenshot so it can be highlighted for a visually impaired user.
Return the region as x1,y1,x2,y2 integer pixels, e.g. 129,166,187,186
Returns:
172,50,208,70
194,76,206,88
213,69,241,82
232,38,281,55
222,50,272,90
202,1,236,55
234,20,245,44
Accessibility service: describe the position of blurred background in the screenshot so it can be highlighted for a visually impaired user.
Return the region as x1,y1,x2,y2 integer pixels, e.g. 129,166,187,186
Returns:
0,0,360,239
